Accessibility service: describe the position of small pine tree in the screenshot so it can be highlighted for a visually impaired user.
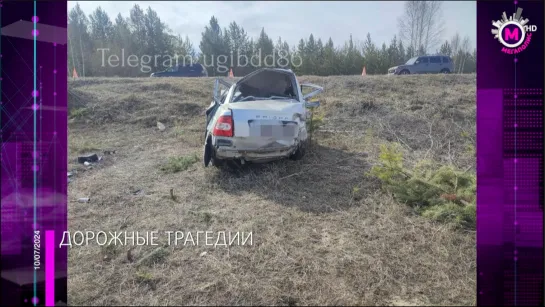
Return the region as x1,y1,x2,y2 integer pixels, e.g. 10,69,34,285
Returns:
369,143,476,229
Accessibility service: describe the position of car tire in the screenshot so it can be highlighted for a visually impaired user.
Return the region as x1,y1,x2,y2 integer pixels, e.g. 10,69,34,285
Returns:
440,68,450,74
204,137,223,168
210,146,223,168
203,139,212,167
400,70,410,75
290,140,307,161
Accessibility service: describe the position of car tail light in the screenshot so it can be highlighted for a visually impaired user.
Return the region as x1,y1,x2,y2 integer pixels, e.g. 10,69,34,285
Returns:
213,114,233,137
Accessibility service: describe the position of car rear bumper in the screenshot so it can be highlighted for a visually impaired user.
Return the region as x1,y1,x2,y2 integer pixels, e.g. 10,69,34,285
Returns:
215,146,294,161
213,137,296,161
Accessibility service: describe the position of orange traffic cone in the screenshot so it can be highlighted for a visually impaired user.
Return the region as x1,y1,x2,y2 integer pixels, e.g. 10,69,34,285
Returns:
228,68,234,78
361,66,367,76
72,67,79,79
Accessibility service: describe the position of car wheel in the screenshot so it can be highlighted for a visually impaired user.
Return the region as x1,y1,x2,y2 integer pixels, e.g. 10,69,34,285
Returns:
203,139,212,167
400,70,410,75
204,137,223,168
290,140,307,161
441,69,450,74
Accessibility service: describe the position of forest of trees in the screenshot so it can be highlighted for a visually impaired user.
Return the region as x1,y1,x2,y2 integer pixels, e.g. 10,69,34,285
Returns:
68,2,476,77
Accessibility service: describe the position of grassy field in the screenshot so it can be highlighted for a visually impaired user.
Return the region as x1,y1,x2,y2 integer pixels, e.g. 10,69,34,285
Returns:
68,74,476,306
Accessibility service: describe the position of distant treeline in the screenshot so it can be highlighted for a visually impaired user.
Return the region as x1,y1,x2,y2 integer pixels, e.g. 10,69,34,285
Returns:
68,3,476,77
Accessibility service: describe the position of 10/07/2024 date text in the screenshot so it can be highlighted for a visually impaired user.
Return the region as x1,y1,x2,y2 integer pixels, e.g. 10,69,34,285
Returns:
34,230,41,270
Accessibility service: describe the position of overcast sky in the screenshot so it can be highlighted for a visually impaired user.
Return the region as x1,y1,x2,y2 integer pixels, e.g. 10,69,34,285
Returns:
68,1,476,52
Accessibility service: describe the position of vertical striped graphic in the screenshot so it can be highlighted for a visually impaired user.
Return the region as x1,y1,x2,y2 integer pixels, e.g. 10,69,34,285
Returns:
45,230,54,306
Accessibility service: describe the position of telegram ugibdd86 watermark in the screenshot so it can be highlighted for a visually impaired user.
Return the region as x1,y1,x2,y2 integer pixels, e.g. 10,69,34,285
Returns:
98,48,303,73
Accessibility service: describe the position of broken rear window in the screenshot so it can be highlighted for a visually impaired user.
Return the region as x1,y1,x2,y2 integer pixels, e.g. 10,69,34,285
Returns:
232,70,298,102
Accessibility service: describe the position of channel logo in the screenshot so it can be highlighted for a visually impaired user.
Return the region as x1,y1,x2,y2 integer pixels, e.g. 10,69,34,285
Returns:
491,7,537,54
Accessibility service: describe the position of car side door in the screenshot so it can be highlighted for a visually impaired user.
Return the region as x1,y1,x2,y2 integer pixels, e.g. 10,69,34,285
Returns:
442,56,454,73
187,66,200,77
414,56,430,74
429,56,442,73
299,80,323,137
175,66,191,77
205,79,232,137
166,66,179,77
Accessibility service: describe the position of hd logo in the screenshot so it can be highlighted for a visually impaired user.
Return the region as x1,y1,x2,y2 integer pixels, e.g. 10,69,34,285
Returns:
491,7,537,54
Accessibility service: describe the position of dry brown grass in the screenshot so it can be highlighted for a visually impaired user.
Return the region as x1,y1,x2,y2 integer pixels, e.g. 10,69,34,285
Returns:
68,74,476,306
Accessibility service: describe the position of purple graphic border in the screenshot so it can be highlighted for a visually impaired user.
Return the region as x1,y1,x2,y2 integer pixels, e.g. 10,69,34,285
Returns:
477,0,544,306
1,1,68,306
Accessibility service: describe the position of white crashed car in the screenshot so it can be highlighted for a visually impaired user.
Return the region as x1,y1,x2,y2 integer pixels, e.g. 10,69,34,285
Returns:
203,68,323,167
